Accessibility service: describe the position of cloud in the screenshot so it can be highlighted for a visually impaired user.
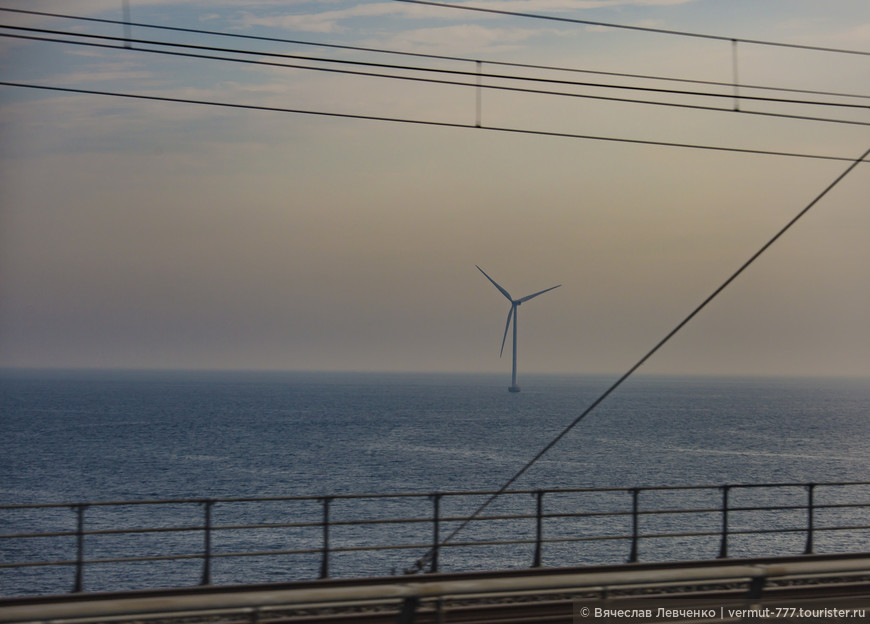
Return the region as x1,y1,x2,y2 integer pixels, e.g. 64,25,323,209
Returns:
452,0,699,10
46,67,157,86
807,20,870,48
238,0,702,34
240,3,436,34
373,23,543,55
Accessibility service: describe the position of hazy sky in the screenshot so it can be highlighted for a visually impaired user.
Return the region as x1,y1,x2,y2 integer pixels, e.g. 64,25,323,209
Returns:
1,0,869,377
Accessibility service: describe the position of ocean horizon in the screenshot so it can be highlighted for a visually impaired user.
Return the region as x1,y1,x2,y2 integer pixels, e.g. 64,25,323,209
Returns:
3,368,868,501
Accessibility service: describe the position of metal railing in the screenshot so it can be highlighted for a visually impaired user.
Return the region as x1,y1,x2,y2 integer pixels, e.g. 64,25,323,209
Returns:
4,557,870,624
2,481,869,596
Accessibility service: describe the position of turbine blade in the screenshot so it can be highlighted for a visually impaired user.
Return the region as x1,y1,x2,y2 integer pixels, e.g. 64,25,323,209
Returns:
500,306,514,358
517,284,561,303
476,265,513,302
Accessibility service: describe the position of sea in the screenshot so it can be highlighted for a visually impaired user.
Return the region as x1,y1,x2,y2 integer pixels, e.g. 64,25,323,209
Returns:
1,370,869,596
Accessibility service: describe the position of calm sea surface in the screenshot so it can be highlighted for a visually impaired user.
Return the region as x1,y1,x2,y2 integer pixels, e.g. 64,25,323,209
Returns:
1,370,869,595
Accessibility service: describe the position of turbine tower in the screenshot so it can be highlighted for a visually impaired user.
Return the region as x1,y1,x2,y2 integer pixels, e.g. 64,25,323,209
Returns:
476,265,561,393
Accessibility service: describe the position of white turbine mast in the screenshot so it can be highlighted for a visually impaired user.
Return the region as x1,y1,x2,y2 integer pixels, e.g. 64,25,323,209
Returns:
476,266,560,392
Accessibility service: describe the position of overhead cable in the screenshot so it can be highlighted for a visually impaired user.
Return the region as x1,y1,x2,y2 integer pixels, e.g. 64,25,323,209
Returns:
406,142,870,573
2,80,868,163
8,25,868,111
2,7,869,104
395,0,870,57
3,29,869,130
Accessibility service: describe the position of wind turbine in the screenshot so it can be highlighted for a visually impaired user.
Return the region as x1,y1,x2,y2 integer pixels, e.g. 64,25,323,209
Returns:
476,266,561,393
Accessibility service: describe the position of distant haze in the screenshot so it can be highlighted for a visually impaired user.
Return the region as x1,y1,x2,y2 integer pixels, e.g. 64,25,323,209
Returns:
1,0,869,377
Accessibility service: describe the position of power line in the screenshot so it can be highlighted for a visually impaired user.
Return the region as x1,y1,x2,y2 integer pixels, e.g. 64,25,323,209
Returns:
395,0,870,58
0,6,478,64
4,28,870,130
7,24,869,112
407,141,870,573
3,7,869,105
2,81,867,164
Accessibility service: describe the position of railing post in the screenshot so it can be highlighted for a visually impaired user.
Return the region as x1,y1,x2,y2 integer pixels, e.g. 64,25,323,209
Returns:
201,499,214,585
430,493,442,573
320,497,332,579
398,597,420,624
532,490,544,568
71,504,87,593
804,483,816,555
718,485,730,559
628,488,640,563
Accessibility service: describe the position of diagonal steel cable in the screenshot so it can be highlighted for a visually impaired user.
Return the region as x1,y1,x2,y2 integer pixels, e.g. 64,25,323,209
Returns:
407,143,870,573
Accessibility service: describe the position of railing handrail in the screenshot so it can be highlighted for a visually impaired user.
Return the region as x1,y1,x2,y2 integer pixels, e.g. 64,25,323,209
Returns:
2,480,869,596
6,505,870,543
3,479,869,510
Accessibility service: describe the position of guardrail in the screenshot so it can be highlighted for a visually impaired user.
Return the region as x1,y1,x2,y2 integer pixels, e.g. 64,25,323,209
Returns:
3,557,870,624
2,481,869,596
